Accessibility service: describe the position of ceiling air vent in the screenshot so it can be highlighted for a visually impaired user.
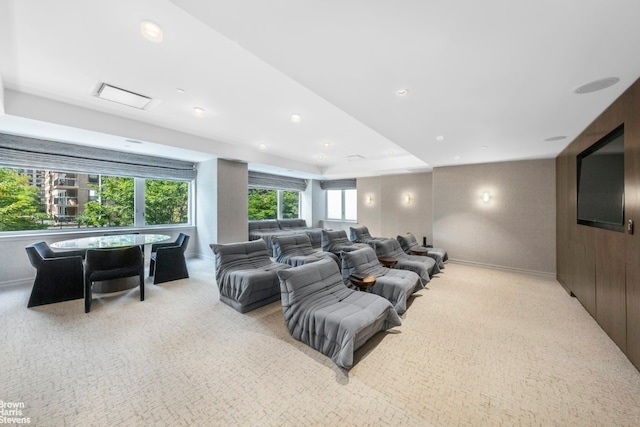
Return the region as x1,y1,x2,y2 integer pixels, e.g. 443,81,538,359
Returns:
346,154,366,161
94,83,160,110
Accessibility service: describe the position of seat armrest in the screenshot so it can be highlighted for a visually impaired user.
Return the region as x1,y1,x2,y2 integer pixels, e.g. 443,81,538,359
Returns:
151,241,178,252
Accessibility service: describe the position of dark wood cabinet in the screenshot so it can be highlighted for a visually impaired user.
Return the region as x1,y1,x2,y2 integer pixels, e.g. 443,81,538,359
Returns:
556,77,640,371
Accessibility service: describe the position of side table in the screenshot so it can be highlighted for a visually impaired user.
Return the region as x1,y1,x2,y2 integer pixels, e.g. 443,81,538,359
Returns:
378,257,398,268
349,274,376,292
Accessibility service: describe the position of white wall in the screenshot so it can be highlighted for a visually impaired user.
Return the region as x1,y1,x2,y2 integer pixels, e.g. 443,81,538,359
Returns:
357,172,434,244
195,159,218,260
195,158,248,260
433,159,556,275
216,159,248,243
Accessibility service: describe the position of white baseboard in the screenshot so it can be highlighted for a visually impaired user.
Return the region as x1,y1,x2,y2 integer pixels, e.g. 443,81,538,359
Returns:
0,278,31,289
448,258,557,280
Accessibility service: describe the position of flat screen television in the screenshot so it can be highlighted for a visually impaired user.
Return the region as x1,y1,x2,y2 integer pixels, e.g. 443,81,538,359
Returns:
576,124,625,232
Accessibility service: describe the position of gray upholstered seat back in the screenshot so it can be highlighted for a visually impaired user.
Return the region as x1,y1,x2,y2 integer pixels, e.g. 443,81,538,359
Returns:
340,247,388,285
397,233,419,253
278,219,307,229
321,229,349,250
350,225,372,242
277,258,351,323
272,234,315,258
248,220,280,232
373,238,405,258
210,239,273,278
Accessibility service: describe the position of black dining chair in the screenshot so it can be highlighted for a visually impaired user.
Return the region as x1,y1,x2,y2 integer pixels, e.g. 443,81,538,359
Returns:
25,242,85,307
84,246,144,313
149,233,190,284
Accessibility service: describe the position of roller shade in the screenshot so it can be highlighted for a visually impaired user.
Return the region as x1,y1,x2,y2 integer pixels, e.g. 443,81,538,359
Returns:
0,133,196,180
319,178,356,190
248,171,307,192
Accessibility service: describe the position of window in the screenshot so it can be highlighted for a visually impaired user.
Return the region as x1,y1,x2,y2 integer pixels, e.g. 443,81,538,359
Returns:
281,190,300,219
145,179,189,225
248,188,300,220
0,167,191,232
326,188,357,221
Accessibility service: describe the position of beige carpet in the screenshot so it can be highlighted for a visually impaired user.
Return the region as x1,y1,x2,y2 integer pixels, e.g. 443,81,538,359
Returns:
3,259,640,426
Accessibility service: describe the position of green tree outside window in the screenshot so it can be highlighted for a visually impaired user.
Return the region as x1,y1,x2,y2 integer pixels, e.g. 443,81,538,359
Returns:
0,168,48,231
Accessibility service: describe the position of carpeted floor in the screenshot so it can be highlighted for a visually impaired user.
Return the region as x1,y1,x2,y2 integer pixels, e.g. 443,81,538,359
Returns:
3,259,640,426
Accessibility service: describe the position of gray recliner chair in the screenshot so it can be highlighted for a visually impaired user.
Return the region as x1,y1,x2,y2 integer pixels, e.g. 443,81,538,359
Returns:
373,239,439,285
349,225,390,245
210,239,291,313
341,246,423,315
397,233,448,270
272,234,340,268
321,229,368,255
277,258,401,369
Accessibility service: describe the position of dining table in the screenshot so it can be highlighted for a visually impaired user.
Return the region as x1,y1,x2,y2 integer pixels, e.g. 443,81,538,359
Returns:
51,233,171,293
50,233,170,250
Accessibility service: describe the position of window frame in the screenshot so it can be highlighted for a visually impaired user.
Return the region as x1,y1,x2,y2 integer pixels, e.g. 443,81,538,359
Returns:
326,188,357,221
0,167,193,234
247,188,301,220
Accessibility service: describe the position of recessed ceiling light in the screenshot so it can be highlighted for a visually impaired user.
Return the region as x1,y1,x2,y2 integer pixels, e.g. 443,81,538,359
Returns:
543,136,567,142
176,88,185,94
290,114,302,123
396,89,409,96
192,107,205,117
573,77,619,94
387,150,395,155
317,155,324,160
258,143,267,150
140,21,163,43
323,142,330,148
436,135,445,141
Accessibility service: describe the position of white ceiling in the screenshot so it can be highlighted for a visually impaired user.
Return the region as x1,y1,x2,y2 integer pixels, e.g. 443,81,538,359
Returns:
1,0,640,179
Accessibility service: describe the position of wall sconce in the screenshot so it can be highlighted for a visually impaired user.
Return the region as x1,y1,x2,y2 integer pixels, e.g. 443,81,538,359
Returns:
482,192,491,203
403,194,412,205
366,195,374,205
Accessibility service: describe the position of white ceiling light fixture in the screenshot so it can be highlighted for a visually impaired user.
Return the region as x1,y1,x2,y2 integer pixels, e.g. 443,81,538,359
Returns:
176,88,185,94
192,107,205,117
94,83,156,110
346,154,366,161
258,143,267,150
396,89,409,96
140,20,164,43
435,135,445,141
290,113,302,123
573,77,620,94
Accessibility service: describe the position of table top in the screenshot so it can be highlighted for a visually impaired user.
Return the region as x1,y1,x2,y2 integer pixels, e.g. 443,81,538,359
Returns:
349,274,376,290
51,234,170,250
378,257,398,268
411,247,428,255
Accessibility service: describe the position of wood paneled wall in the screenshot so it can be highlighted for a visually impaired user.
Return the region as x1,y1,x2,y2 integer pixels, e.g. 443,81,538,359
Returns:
556,77,640,369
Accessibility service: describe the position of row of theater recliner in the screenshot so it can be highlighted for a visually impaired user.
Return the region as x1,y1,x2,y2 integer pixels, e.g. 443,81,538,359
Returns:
210,226,448,369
